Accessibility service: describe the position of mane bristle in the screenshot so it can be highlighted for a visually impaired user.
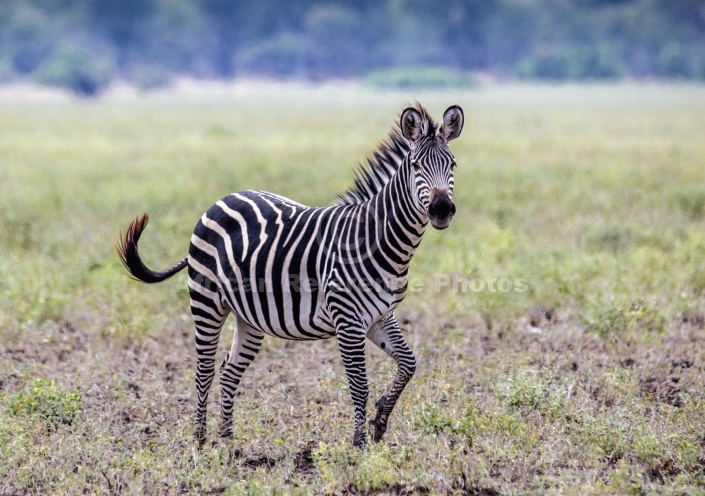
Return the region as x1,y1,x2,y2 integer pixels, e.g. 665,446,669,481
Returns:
335,129,408,205
336,103,438,205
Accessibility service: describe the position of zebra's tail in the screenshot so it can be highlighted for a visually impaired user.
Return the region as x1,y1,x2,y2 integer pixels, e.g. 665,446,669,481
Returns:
117,213,188,284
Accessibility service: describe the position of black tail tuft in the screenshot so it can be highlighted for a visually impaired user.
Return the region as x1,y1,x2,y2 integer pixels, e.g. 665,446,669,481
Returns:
117,213,187,284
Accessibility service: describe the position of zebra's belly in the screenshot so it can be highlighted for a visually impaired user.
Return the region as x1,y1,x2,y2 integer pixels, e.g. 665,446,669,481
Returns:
223,269,407,339
227,274,338,340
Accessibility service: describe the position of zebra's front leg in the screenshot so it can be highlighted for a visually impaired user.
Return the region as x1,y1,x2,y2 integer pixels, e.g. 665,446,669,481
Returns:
367,312,416,442
219,316,264,438
335,322,370,448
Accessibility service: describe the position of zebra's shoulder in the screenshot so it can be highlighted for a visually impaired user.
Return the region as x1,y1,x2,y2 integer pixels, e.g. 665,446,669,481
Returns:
337,128,410,205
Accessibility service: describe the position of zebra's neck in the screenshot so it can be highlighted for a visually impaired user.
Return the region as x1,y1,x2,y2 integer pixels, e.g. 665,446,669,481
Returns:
366,158,428,277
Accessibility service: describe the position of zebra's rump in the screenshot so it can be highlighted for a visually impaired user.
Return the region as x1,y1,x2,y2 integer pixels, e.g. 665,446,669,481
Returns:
187,190,339,339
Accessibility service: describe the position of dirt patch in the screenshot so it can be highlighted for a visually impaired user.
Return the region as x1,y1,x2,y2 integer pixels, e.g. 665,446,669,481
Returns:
242,454,278,470
293,444,317,476
670,358,693,370
127,381,141,399
343,482,431,495
165,361,179,382
640,375,684,408
228,443,317,475
0,372,23,394
679,311,705,328
463,488,503,496
178,482,228,494
452,473,503,496
619,358,635,368
646,460,681,484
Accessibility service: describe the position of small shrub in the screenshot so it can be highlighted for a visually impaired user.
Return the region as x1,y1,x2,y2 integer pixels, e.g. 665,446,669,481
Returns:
516,45,624,80
6,378,82,431
583,416,630,463
415,403,473,444
363,66,477,90
587,225,633,253
463,407,526,439
33,44,114,97
584,300,629,337
516,51,571,80
583,298,665,338
312,441,353,492
632,433,675,477
351,444,397,493
569,44,624,79
671,187,705,220
497,367,562,411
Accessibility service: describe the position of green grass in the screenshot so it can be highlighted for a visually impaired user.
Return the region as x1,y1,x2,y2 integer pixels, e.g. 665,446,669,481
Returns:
1,82,705,494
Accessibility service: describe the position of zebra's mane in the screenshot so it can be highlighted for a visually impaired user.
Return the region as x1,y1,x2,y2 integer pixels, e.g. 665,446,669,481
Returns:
337,104,437,205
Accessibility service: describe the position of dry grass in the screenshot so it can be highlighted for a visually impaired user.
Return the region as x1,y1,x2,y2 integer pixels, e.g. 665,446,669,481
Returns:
1,82,705,494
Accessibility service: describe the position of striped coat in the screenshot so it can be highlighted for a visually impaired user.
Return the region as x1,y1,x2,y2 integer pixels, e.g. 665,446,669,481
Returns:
118,103,464,447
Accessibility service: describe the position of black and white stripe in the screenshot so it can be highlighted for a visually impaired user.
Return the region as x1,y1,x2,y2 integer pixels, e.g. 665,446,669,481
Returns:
118,103,464,447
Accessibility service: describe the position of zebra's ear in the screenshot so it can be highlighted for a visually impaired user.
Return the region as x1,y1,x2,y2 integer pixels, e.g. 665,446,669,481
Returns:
400,106,425,142
441,104,464,142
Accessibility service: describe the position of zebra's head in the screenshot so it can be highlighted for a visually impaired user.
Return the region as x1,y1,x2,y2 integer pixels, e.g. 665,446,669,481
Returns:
400,104,464,230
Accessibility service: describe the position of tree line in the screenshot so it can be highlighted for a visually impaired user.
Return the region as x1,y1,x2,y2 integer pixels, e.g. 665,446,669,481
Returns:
0,0,703,95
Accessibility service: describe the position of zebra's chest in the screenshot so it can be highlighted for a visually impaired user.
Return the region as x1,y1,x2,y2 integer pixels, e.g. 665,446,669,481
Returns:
319,266,409,327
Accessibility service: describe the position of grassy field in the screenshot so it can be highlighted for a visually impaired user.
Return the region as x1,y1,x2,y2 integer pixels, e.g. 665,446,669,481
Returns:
1,82,705,495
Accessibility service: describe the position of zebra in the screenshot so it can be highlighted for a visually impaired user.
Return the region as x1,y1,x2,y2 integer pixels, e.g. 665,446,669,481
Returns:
117,103,464,447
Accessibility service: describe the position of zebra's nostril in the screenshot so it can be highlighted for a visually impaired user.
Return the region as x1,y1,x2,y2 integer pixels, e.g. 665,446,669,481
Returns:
429,193,454,219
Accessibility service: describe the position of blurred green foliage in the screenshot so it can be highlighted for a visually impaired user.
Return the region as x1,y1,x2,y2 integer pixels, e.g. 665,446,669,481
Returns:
363,66,477,90
33,44,115,96
0,0,704,94
516,45,626,80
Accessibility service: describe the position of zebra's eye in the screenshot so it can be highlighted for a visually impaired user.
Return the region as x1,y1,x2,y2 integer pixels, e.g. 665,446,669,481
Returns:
450,162,457,170
411,160,420,169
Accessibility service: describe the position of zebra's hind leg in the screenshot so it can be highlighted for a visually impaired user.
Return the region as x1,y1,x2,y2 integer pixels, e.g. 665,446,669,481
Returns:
190,286,229,447
219,315,265,438
366,312,417,442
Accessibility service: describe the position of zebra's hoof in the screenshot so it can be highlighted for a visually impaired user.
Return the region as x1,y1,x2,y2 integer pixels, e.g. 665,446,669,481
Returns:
219,428,233,439
353,430,368,449
369,419,387,442
195,429,207,448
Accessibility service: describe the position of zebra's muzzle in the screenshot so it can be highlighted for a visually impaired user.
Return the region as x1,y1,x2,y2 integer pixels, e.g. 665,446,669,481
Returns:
428,192,456,230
